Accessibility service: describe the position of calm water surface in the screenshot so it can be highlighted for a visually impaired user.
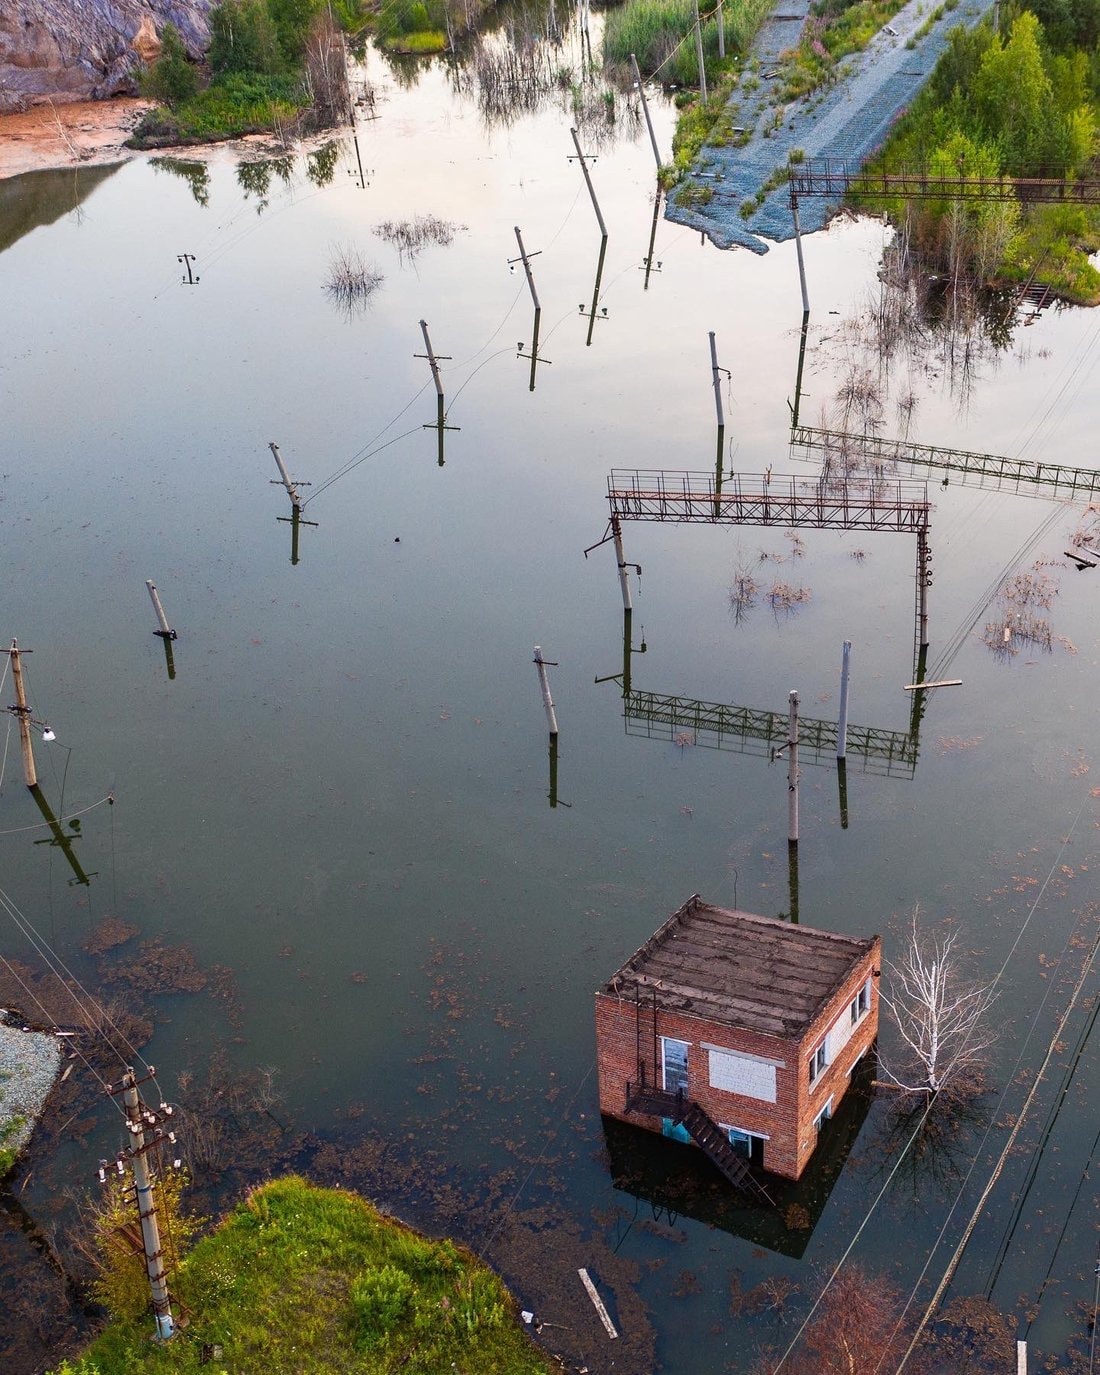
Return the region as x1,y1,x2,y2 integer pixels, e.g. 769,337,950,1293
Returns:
2,23,1099,1371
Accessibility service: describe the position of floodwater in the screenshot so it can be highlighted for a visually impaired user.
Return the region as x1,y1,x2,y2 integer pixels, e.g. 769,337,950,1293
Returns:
2,14,1099,1373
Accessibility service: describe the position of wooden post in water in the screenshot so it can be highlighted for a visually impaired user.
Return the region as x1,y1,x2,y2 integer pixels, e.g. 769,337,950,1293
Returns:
630,55,662,171
6,640,37,788
692,0,708,102
791,198,810,315
787,689,799,844
569,128,608,240
837,640,851,760
534,646,559,737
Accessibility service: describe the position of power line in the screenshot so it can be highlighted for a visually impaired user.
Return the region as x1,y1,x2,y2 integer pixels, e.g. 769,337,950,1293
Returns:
894,923,1100,1371
0,884,161,1097
774,795,1092,1373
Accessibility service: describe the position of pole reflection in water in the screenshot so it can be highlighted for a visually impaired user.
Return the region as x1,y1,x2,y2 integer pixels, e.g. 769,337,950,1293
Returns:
29,784,93,887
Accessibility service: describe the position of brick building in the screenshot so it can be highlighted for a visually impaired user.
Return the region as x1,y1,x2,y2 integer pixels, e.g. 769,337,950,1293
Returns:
596,894,881,1184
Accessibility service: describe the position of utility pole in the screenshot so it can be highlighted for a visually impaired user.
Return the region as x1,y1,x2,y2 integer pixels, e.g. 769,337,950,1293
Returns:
511,228,549,391
580,238,609,346
787,689,800,845
716,0,725,57
642,185,663,290
416,320,460,466
269,442,317,564
176,253,198,285
630,55,662,171
5,640,38,787
791,197,810,314
115,1069,177,1341
709,331,727,503
692,0,708,102
568,129,608,240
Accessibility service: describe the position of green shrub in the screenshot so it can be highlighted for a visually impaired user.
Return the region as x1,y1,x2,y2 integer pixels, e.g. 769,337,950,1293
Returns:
140,24,199,107
351,1264,415,1348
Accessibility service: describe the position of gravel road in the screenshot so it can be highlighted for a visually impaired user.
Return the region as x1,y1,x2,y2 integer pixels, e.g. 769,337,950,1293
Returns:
0,1013,63,1169
667,0,994,251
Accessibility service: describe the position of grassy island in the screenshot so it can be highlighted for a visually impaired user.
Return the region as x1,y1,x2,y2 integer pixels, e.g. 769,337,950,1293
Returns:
52,1176,552,1375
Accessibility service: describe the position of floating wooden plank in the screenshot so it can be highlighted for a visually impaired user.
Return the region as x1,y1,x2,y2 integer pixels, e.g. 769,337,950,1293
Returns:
903,680,962,691
577,1268,618,1339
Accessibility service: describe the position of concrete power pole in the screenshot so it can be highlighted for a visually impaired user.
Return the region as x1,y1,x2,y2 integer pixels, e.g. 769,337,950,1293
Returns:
118,1070,177,1341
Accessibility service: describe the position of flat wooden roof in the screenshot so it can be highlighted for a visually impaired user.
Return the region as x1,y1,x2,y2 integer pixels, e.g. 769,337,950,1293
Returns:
598,894,877,1040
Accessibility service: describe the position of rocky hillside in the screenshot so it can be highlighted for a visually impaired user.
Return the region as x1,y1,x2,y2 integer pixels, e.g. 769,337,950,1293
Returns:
0,1,212,112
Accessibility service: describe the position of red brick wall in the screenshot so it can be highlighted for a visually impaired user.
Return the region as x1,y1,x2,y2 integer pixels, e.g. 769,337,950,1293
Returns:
595,934,882,1182
793,937,881,1177
595,993,804,1178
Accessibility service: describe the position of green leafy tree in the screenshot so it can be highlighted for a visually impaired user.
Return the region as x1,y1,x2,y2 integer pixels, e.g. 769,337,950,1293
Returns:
141,23,199,107
972,13,1054,169
208,0,283,75
268,0,324,61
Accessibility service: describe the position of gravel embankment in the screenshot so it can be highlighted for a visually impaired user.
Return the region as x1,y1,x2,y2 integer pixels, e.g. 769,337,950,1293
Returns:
0,1013,64,1168
667,0,994,251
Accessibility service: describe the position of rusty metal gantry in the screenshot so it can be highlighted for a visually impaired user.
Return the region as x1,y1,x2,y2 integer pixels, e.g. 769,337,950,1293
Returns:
790,425,1100,502
607,468,933,648
788,158,1100,206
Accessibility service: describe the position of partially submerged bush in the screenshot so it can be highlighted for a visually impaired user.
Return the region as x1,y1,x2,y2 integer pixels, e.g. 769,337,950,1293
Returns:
324,244,385,315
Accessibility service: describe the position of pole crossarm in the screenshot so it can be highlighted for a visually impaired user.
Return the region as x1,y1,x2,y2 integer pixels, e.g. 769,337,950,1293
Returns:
618,687,918,775
788,158,1100,205
623,689,919,777
791,424,1100,501
608,469,930,533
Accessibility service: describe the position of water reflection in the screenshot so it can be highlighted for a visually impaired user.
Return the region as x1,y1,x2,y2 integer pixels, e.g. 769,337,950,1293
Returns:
237,154,295,213
603,1057,876,1259
28,785,93,888
0,164,120,255
150,157,211,208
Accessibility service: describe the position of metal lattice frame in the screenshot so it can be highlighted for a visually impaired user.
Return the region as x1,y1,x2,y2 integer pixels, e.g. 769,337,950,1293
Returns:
608,470,930,534
788,158,1100,206
790,426,1100,502
623,689,919,778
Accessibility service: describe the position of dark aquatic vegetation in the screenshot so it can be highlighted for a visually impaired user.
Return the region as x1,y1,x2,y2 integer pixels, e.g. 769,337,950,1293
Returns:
323,243,385,317
375,213,464,258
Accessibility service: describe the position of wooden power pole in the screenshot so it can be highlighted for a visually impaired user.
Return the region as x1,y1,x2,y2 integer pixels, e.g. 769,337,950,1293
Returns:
5,640,38,787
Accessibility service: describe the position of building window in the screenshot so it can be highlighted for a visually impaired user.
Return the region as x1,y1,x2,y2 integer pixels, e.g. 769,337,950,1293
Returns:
808,1040,828,1085
814,1099,833,1134
661,1037,690,1094
850,978,871,1026
722,1126,766,1167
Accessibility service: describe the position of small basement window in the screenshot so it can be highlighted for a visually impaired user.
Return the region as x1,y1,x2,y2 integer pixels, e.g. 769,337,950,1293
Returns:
850,978,871,1026
808,1040,828,1086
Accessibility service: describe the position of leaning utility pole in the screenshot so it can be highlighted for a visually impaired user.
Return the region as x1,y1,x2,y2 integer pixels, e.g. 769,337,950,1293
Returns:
114,1069,177,1341
5,640,38,787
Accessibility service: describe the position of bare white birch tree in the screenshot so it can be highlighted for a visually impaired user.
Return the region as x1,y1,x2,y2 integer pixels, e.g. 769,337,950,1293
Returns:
879,911,998,1099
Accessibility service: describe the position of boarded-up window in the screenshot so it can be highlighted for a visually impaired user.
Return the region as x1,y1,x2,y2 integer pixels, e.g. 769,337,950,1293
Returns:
708,1049,777,1103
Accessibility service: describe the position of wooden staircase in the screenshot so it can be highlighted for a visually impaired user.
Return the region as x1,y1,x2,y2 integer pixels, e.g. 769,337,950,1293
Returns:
623,1083,774,1205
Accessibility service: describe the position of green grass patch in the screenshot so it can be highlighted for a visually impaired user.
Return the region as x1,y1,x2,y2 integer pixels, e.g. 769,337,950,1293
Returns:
130,72,309,146
0,1114,25,1180
53,1176,553,1375
383,28,448,52
603,0,770,87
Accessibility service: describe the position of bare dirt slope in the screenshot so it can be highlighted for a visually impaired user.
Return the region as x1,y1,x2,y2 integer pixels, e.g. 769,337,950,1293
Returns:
1,0,211,113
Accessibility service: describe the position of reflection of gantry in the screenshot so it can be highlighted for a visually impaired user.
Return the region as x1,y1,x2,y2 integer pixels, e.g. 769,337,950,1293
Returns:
624,688,920,778
607,467,932,648
788,158,1100,206
791,425,1100,502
